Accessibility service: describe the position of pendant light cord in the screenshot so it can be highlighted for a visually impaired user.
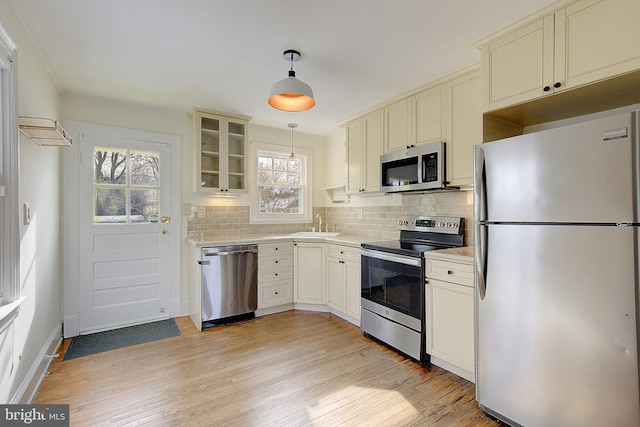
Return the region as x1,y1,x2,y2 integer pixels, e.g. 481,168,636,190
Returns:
288,123,297,158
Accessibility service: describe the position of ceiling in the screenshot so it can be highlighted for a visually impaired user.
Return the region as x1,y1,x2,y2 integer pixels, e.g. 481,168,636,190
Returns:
8,0,558,135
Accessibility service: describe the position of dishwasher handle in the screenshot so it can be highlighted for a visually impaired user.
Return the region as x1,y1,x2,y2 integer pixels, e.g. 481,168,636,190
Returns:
204,248,258,257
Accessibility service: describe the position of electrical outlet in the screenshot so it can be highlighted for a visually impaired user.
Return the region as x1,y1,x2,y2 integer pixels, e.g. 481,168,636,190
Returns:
24,203,31,225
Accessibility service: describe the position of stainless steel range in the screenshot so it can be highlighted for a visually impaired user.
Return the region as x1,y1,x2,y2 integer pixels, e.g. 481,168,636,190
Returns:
360,215,464,363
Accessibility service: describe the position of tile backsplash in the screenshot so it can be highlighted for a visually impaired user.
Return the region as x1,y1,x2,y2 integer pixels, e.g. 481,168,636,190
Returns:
187,191,474,246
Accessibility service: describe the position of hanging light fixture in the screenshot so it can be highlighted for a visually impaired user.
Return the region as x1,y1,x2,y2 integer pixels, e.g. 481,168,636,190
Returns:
268,49,315,112
288,123,297,158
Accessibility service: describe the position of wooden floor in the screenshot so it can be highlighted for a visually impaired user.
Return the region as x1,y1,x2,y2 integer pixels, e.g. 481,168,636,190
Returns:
34,311,504,426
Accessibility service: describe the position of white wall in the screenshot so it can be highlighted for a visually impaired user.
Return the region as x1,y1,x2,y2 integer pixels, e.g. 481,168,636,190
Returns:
1,0,63,403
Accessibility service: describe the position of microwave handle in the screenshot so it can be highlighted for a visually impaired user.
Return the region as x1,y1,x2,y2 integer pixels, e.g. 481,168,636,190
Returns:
421,155,426,182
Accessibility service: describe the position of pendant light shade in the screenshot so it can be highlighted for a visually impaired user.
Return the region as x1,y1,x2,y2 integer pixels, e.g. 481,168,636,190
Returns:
269,50,315,112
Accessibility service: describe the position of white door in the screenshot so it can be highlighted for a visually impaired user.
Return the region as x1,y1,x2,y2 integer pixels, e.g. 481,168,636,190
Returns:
75,131,173,333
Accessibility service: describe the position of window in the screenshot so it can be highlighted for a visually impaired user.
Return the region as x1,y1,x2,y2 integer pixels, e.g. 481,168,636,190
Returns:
93,147,161,224
250,142,313,224
0,23,19,308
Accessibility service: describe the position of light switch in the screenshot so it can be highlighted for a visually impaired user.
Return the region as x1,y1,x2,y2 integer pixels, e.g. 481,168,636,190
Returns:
24,202,31,225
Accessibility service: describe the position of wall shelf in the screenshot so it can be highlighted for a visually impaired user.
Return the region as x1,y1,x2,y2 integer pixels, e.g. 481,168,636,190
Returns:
19,116,72,146
323,185,350,204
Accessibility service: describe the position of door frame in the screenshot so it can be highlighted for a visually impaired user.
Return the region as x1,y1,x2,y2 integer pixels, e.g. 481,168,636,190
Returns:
62,121,182,338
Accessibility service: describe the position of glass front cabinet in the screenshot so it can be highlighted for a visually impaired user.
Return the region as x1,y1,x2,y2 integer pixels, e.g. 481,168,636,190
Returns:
190,108,252,195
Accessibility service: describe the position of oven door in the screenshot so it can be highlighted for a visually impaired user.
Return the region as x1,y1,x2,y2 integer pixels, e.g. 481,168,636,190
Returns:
361,249,423,320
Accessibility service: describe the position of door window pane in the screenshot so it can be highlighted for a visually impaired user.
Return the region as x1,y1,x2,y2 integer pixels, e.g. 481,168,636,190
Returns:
93,147,161,224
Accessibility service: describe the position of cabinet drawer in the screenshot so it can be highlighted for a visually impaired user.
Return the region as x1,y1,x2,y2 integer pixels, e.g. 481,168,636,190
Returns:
325,244,361,263
427,260,474,287
258,255,293,270
261,280,292,306
259,267,293,283
259,243,293,257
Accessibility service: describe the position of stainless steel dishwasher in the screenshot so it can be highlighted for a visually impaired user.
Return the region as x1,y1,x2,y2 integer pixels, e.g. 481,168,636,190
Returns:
198,244,258,325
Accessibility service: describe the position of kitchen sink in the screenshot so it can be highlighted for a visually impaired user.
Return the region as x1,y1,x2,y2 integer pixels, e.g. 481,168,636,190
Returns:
290,232,341,237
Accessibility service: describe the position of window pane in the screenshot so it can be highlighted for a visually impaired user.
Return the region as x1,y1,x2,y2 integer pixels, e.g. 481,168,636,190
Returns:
258,169,272,184
95,188,127,223
94,148,127,184
288,173,300,185
131,189,159,223
273,158,287,171
274,171,287,184
258,186,301,214
288,159,300,173
258,156,272,170
131,150,160,186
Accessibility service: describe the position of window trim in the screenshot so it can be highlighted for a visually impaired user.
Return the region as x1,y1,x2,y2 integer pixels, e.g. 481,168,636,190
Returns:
0,23,19,308
250,141,313,224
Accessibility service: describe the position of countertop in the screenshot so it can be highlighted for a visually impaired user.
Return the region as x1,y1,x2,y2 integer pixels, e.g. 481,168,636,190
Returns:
186,233,367,249
424,246,474,265
187,234,475,265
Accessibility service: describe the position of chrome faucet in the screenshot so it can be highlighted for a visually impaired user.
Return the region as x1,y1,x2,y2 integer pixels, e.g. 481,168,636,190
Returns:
315,213,322,232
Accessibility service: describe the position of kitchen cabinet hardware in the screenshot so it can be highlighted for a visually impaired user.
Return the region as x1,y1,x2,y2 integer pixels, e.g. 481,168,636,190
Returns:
553,81,562,88
447,270,453,275
543,85,551,92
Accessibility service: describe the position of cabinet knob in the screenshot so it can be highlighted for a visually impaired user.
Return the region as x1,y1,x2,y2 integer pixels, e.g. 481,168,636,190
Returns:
543,85,551,92
554,81,562,89
447,270,454,275
275,273,278,276
275,291,278,295
275,260,278,264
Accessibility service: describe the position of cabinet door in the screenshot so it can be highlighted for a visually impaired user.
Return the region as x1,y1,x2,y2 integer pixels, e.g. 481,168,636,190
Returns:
428,279,475,373
225,120,247,192
384,97,412,152
195,114,222,192
345,118,363,194
362,109,383,192
414,85,445,146
558,0,640,91
343,260,361,321
448,70,482,186
294,243,324,303
325,256,343,310
482,15,555,111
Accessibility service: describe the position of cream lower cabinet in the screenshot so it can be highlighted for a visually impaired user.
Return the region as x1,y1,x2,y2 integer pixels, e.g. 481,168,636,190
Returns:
324,244,361,321
426,258,475,381
258,242,293,309
293,242,324,304
480,0,640,112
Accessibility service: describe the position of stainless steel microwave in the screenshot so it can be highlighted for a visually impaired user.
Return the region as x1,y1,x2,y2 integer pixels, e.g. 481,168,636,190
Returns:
380,142,447,193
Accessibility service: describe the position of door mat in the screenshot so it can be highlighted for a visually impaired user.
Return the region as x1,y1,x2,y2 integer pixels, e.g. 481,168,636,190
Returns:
63,318,180,360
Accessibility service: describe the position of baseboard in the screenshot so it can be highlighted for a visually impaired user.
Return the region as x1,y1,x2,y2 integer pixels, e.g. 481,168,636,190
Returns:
255,304,294,317
430,355,475,383
11,323,62,403
329,309,360,327
63,314,79,338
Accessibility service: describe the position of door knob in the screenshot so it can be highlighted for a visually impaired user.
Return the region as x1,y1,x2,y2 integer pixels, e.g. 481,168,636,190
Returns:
160,216,171,223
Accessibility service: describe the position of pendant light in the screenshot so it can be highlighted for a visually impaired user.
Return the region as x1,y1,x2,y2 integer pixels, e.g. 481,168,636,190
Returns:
268,50,315,112
288,123,297,158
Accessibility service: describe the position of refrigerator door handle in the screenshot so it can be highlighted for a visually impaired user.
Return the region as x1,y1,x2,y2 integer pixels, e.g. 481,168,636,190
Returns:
474,145,487,222
475,223,488,300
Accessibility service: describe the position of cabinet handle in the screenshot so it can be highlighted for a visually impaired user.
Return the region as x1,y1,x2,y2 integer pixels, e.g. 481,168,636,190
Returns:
275,260,278,264
275,273,278,276
447,270,454,275
543,85,551,92
275,291,278,295
554,81,562,89
275,247,278,250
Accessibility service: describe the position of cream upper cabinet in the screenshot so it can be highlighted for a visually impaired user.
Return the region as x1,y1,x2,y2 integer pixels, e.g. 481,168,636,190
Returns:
414,85,447,147
447,68,482,187
384,97,412,152
345,109,383,194
384,85,446,153
481,0,640,112
190,109,251,195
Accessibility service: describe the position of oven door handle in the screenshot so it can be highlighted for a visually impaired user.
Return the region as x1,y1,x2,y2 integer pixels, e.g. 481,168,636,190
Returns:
361,249,422,267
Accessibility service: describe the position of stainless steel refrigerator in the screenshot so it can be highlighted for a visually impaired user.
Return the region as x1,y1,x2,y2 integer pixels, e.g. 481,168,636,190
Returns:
474,110,640,427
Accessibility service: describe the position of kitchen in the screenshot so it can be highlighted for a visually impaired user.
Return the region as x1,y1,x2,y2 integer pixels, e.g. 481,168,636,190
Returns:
1,0,640,425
